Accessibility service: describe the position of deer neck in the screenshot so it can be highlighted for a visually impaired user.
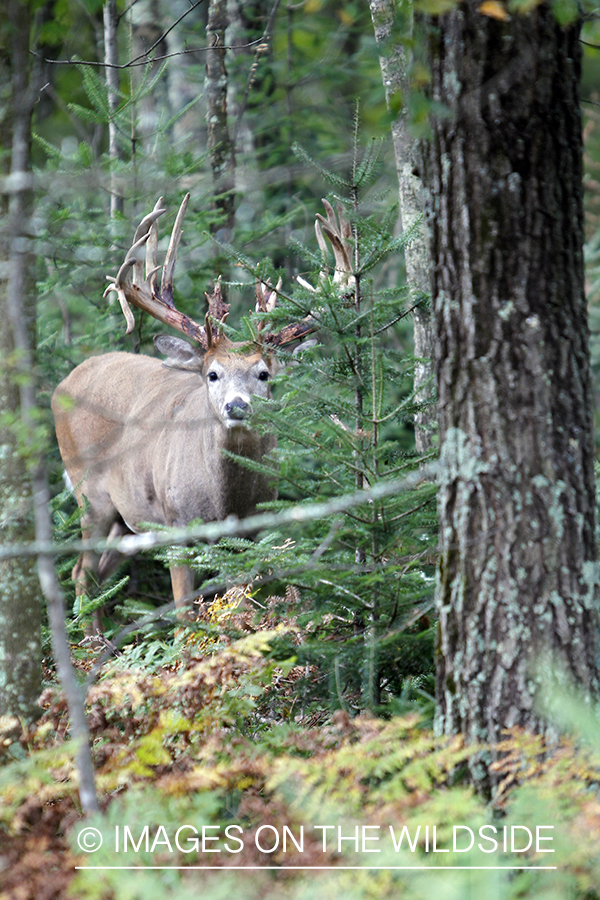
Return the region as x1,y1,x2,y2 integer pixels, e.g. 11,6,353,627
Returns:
212,424,270,519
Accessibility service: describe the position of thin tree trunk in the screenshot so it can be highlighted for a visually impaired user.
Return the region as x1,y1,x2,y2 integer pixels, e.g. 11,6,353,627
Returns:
34,482,100,815
104,0,123,217
0,0,42,723
206,0,235,236
1,0,99,813
428,2,600,783
368,0,434,453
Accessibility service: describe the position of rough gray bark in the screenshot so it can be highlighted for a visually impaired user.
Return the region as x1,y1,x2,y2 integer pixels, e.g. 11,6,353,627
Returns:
428,2,600,775
0,0,42,723
368,0,435,453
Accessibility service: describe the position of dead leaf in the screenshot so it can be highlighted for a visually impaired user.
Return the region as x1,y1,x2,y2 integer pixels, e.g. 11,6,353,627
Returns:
478,0,510,19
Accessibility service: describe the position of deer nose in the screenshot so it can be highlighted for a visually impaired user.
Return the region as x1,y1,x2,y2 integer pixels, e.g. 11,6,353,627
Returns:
225,398,250,420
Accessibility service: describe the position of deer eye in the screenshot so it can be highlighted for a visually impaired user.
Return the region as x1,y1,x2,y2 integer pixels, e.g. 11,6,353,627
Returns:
258,370,270,382
207,371,219,382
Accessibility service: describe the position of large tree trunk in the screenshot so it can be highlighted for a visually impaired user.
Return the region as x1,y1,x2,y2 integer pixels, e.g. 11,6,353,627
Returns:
428,3,600,773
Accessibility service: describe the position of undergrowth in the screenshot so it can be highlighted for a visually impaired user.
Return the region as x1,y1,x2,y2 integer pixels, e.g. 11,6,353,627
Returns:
1,606,600,900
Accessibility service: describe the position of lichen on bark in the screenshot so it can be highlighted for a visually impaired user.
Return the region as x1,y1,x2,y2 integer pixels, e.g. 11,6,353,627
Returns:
428,1,600,773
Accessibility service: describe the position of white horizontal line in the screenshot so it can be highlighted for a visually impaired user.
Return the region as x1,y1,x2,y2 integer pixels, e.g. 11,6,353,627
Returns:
75,865,558,871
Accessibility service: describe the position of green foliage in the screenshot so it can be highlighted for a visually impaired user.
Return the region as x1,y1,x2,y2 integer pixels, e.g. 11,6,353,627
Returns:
35,20,435,708
550,0,580,25
74,574,130,622
175,136,436,717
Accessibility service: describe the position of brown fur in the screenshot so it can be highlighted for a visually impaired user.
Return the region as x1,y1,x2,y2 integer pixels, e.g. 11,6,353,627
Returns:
52,341,278,631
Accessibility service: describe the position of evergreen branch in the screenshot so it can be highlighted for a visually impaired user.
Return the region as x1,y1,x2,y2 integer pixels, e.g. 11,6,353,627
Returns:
160,94,204,135
206,235,321,320
85,516,346,682
292,142,351,188
373,298,428,335
388,496,436,524
354,137,385,186
356,218,424,276
375,396,418,425
125,60,170,109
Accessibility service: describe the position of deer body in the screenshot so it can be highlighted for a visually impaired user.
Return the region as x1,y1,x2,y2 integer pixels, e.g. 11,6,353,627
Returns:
53,339,277,628
51,195,312,633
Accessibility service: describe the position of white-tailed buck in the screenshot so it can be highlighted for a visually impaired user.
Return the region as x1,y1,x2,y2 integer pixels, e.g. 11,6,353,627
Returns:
52,195,312,631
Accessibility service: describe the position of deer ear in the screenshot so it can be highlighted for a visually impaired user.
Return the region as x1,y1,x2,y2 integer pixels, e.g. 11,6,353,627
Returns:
154,334,205,370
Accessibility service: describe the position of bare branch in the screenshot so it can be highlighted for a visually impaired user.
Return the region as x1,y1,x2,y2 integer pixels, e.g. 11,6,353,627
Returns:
30,40,264,71
134,0,207,63
0,468,436,563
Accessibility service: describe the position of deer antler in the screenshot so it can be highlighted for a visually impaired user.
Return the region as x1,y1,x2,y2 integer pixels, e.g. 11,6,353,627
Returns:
253,199,358,348
295,198,356,299
254,276,319,348
203,277,231,347
255,277,281,316
315,198,355,288
105,195,319,351
254,276,281,339
104,194,229,349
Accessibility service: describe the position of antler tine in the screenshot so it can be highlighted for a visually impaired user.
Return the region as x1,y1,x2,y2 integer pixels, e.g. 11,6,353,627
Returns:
334,199,352,242
262,198,356,349
161,192,190,309
255,276,318,348
315,198,354,286
255,277,281,313
315,216,328,262
107,226,162,334
254,277,281,337
132,197,166,244
204,276,230,339
113,199,166,292
261,319,317,348
146,197,163,297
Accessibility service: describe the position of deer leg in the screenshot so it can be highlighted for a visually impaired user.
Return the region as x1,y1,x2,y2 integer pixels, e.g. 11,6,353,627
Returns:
169,565,195,621
75,516,123,635
73,530,103,635
98,519,131,580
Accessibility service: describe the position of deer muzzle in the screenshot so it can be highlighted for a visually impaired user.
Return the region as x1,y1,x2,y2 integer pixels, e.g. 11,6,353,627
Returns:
224,397,252,424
